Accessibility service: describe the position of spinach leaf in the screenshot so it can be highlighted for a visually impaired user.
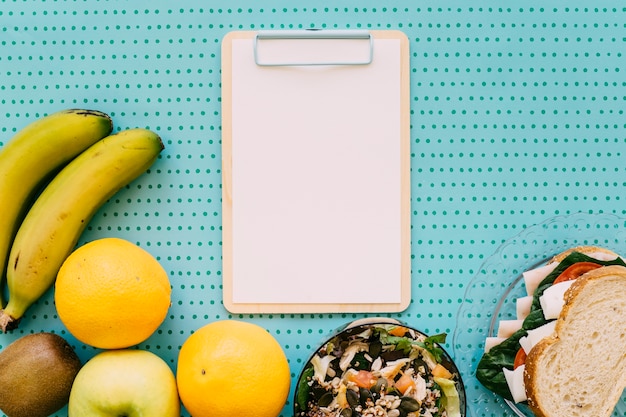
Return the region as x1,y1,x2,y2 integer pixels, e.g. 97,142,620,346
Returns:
295,365,314,414
475,328,526,401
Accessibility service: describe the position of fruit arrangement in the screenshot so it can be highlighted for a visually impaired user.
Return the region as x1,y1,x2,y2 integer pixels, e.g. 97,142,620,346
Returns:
0,110,164,332
0,110,291,417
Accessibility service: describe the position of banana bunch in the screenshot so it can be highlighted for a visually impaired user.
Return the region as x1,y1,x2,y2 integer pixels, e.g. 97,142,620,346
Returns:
0,110,164,332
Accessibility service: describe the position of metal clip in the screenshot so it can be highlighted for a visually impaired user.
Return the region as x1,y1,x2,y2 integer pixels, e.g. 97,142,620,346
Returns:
253,29,373,66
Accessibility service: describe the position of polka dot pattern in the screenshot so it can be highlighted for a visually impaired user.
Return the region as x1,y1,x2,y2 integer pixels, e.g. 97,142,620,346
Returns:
2,4,626,416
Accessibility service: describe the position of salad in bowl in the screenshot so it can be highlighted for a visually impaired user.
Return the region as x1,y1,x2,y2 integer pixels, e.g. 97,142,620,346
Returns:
294,318,465,417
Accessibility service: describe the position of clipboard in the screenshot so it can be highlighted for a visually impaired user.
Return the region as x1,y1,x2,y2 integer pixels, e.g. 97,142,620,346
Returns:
221,29,411,314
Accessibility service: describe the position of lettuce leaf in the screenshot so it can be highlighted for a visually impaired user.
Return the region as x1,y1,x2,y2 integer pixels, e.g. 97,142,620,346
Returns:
378,329,447,361
416,332,447,363
378,332,414,353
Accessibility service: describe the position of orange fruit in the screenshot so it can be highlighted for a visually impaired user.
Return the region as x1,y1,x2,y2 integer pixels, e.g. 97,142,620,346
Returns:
55,237,171,349
176,320,291,417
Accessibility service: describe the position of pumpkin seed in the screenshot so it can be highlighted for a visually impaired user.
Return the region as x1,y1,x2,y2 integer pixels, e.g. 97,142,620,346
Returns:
399,396,421,413
346,389,359,408
358,387,373,406
373,377,389,394
318,392,333,407
368,340,382,358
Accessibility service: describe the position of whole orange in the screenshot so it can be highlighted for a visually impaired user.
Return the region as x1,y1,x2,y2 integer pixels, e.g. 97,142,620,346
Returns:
54,237,171,349
176,320,291,417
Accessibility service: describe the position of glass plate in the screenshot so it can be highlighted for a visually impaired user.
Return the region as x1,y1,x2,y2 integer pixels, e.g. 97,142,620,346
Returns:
452,212,626,417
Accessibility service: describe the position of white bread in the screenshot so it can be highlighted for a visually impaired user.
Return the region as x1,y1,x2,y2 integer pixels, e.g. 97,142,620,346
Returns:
549,245,620,263
523,264,626,417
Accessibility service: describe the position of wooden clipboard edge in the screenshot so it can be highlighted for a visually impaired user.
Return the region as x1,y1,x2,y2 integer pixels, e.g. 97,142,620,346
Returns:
220,30,411,314
221,31,236,315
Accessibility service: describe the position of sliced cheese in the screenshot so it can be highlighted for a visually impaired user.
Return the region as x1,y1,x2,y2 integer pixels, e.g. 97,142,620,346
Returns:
539,280,574,320
519,320,557,354
587,251,619,261
523,262,558,296
484,336,506,353
518,334,532,354
497,319,524,338
523,252,618,298
503,364,527,403
515,295,533,320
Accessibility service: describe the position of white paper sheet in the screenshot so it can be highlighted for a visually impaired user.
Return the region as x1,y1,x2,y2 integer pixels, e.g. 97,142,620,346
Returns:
229,36,404,305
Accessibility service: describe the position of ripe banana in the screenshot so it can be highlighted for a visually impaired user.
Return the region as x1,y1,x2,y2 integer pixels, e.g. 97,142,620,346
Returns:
0,128,164,332
0,109,113,308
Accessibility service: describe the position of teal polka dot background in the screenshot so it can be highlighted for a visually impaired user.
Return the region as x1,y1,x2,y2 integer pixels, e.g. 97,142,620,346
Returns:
2,2,626,416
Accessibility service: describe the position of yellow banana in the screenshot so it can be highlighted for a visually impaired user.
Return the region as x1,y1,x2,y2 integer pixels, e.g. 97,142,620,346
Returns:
0,109,113,307
0,128,164,331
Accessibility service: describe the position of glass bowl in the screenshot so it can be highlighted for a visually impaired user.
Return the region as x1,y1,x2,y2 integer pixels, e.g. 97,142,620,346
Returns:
295,317,466,417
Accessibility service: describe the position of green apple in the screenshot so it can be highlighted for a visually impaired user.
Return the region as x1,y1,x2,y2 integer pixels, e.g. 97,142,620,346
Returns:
68,349,180,417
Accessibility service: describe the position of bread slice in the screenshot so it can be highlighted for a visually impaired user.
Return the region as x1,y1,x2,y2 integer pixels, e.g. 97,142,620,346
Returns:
550,245,621,263
523,264,626,417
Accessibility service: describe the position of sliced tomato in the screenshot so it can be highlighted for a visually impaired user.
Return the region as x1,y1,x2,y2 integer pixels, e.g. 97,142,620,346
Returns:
513,347,527,369
432,363,453,379
388,326,408,337
394,372,416,394
347,370,377,389
552,262,601,285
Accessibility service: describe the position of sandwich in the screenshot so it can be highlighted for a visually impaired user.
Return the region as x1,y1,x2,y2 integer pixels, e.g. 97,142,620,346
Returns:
475,246,626,416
